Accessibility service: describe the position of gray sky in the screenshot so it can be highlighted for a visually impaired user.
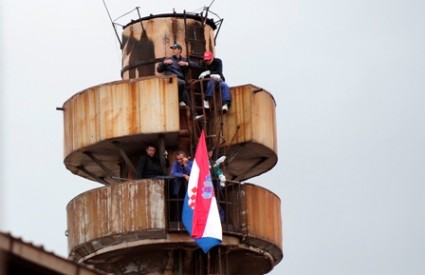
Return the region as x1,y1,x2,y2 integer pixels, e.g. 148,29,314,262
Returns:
1,1,425,274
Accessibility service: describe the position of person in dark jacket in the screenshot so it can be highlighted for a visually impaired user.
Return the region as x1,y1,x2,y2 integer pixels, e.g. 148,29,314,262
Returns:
198,50,232,113
157,43,196,107
136,144,166,179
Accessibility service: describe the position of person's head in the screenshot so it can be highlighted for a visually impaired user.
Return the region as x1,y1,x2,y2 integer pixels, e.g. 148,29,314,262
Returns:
170,43,182,56
145,144,157,157
203,50,214,65
175,150,187,165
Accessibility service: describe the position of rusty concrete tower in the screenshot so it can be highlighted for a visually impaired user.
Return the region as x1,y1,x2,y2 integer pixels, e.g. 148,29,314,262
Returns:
61,9,282,275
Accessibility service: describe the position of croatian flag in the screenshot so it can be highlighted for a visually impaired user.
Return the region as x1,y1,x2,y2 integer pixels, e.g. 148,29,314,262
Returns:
182,130,222,253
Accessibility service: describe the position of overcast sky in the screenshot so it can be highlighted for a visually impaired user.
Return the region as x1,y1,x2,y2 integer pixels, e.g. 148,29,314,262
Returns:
1,1,425,274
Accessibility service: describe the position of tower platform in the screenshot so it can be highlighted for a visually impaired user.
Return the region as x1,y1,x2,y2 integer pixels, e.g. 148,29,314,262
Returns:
61,76,277,184
67,179,282,274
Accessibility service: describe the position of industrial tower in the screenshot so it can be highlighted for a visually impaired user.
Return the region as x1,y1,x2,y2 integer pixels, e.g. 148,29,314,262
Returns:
61,9,282,275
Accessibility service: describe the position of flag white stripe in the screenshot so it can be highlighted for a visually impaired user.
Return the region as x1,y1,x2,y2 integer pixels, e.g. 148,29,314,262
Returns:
202,196,222,240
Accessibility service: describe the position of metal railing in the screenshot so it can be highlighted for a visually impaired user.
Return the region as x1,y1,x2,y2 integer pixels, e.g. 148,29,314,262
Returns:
165,178,244,234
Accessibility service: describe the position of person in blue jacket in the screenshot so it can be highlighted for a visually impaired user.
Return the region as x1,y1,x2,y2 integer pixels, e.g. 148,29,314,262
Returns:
170,150,193,196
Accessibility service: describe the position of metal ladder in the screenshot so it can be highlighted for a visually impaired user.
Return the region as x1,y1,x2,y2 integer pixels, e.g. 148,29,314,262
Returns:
188,79,226,158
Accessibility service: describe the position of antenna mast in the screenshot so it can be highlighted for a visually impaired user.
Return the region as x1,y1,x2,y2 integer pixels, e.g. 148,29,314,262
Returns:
101,0,122,46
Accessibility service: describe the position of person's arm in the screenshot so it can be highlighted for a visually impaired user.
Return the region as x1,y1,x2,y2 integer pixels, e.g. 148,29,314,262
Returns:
213,156,226,183
136,155,146,179
185,160,193,175
157,61,165,73
157,158,166,176
177,58,197,74
187,59,200,68
197,60,210,79
210,59,225,80
157,58,172,73
170,161,184,178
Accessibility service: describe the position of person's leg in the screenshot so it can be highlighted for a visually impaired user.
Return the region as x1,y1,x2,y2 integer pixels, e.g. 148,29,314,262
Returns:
177,79,188,106
221,82,231,104
177,180,188,222
183,86,190,106
203,80,215,109
169,178,182,222
220,82,231,112
172,178,181,196
205,80,215,99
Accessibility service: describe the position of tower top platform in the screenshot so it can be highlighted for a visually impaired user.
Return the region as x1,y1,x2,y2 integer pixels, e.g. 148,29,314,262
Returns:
122,12,218,30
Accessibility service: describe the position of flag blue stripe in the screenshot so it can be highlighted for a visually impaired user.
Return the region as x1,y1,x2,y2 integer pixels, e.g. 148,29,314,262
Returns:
195,237,222,253
182,194,193,234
